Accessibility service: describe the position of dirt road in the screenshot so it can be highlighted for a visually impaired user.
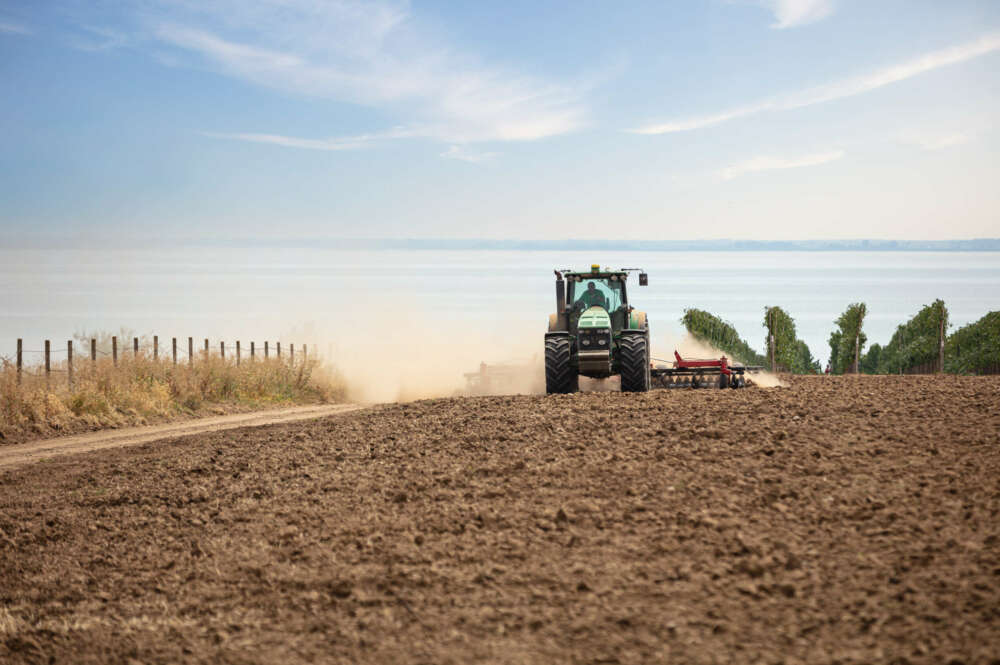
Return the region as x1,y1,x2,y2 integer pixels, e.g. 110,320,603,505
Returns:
1,376,998,664
0,404,362,470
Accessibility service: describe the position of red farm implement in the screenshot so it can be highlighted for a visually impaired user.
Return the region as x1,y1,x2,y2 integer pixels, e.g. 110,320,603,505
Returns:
651,351,750,389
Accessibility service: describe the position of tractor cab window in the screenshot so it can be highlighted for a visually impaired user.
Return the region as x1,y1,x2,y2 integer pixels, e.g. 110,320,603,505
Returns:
568,277,624,312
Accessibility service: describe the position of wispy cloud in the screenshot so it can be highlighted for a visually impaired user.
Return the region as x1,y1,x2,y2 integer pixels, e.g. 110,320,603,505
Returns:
895,130,971,151
203,127,415,151
763,0,835,29
632,32,1000,135
148,1,587,144
0,20,31,35
440,145,498,164
719,149,844,180
70,25,129,52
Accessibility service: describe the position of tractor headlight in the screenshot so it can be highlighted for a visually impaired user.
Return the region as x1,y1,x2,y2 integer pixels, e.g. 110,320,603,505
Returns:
598,338,607,346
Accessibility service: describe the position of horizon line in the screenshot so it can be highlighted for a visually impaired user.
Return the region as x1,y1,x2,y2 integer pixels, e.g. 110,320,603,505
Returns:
3,237,1000,251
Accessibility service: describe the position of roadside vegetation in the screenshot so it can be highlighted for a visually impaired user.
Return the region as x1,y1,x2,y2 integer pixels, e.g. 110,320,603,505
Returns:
0,340,345,443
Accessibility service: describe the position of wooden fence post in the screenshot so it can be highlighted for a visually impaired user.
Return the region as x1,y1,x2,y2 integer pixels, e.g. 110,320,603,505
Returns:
220,341,225,360
133,337,139,358
16,338,22,385
854,333,860,374
236,341,241,366
172,337,177,365
45,340,50,386
154,335,159,361
91,338,97,364
938,315,945,373
277,342,281,358
303,344,307,361
204,338,209,361
290,344,294,364
251,341,255,360
67,340,73,389
188,337,193,366
265,341,269,359
768,309,776,372
112,336,118,367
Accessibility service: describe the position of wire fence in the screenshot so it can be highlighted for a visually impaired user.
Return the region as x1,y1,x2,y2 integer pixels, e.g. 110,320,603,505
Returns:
3,336,315,390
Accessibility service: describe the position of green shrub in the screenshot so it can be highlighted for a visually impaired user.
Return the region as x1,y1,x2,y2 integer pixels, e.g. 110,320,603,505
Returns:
945,311,1000,374
830,303,867,374
793,339,821,374
877,300,948,373
681,309,767,365
763,306,818,373
859,343,882,374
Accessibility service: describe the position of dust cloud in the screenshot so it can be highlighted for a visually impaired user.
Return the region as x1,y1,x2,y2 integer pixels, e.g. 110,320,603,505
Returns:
293,307,784,404
748,370,787,388
304,306,544,403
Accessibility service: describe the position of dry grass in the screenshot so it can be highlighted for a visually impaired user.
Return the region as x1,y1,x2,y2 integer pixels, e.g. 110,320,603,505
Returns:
0,353,346,443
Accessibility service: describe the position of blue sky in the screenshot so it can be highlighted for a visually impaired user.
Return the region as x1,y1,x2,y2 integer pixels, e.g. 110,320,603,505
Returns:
1,0,998,241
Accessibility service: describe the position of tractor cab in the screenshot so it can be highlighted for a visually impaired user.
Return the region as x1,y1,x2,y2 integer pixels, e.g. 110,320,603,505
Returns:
566,272,629,331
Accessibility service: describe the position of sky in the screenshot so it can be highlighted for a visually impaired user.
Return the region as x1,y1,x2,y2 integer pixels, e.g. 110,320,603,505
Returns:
1,0,999,242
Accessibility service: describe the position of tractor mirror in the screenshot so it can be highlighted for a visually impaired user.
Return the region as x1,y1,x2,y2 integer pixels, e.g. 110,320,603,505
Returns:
639,273,648,286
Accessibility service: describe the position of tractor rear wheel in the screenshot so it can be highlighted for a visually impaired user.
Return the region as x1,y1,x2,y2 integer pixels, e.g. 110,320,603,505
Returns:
545,336,577,394
619,335,650,392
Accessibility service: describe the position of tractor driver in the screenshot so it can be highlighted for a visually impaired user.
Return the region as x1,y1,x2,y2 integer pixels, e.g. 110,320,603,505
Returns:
576,281,609,310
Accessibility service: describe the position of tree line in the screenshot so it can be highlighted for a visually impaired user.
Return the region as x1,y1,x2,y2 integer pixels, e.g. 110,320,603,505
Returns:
681,307,819,373
681,302,999,375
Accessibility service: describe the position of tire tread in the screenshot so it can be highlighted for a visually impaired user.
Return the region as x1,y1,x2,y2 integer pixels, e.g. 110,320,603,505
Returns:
545,336,577,394
620,335,650,392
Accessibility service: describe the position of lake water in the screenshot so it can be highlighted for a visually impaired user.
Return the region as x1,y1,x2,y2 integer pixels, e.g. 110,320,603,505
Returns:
2,248,999,385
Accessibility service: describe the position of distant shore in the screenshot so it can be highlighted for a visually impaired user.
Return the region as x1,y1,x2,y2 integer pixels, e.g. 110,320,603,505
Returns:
6,237,1000,251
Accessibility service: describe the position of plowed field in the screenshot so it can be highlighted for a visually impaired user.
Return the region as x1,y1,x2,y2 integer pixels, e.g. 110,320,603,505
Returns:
2,375,999,664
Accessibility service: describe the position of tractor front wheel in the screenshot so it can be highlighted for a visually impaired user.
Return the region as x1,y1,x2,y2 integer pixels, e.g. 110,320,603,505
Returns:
545,336,578,394
619,335,650,392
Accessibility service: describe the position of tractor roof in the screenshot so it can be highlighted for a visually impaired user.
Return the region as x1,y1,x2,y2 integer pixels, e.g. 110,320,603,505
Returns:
561,266,629,279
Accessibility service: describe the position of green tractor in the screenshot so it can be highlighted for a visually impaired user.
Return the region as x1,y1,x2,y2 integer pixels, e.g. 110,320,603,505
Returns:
545,265,651,394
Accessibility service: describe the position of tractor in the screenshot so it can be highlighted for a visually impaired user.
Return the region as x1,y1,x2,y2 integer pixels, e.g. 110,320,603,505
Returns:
544,265,650,393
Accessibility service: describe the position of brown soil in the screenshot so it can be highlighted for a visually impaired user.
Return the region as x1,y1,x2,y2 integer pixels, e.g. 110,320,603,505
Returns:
0,405,362,470
1,375,998,664
0,398,333,448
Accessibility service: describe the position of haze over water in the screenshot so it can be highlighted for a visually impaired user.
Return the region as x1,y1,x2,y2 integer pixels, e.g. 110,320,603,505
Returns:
3,248,998,375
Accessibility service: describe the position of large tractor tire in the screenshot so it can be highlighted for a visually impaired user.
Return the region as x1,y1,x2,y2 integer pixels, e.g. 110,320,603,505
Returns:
619,334,650,392
545,336,578,394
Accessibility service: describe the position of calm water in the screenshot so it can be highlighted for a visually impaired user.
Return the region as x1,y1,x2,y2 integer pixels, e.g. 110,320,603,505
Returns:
2,248,999,368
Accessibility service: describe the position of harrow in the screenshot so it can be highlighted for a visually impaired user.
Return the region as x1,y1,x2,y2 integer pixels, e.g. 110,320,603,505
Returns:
651,351,756,389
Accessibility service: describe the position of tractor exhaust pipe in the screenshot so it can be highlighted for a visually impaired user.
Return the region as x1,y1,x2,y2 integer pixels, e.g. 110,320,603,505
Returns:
554,270,568,331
